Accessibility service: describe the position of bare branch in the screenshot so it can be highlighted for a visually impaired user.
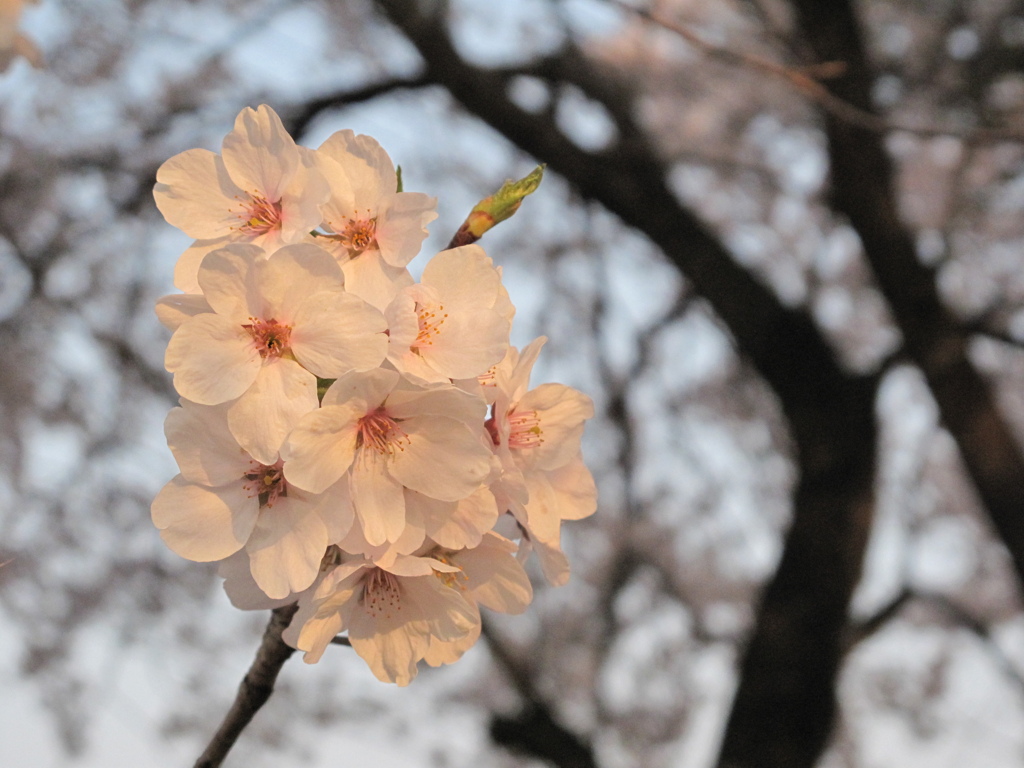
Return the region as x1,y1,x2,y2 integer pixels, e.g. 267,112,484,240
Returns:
481,621,598,768
608,0,1024,143
194,604,299,768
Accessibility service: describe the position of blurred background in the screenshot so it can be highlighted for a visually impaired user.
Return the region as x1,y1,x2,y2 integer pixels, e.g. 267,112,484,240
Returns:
4,0,1024,766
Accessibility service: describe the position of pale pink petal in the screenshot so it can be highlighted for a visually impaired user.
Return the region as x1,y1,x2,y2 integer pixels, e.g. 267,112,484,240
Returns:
296,611,345,664
455,533,533,614
154,293,211,332
516,384,593,470
312,152,356,222
166,314,261,404
318,130,393,205
536,455,597,521
341,255,414,312
401,576,477,640
492,278,516,325
390,416,491,501
246,495,330,599
415,487,498,549
320,368,397,409
375,192,437,268
278,148,330,244
174,238,230,294
393,352,449,384
347,609,429,686
415,308,509,380
351,450,407,546
281,402,363,493
226,357,318,466
164,401,250,487
151,476,258,561
386,384,486,428
386,553,456,577
422,245,501,311
290,292,387,376
533,535,571,586
383,290,419,352
423,613,480,668
154,149,244,239
311,476,356,543
196,244,265,321
255,243,344,320
521,470,562,543
500,336,546,402
221,105,299,202
218,552,297,610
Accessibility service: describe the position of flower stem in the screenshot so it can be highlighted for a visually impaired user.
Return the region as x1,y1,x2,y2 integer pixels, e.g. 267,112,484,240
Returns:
193,603,299,768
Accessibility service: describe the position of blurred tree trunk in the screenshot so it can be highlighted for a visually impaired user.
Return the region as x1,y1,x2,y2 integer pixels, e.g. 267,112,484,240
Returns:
370,2,879,766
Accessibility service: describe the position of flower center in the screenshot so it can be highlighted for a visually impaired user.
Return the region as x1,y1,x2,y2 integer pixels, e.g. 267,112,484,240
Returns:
414,302,448,348
356,407,410,457
334,216,377,257
507,409,543,450
242,317,292,359
431,553,469,591
362,568,402,619
235,193,283,237
242,459,288,507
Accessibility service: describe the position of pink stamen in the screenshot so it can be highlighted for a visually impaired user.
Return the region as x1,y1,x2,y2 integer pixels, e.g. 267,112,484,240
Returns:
241,459,288,507
362,568,402,619
508,409,543,450
330,214,378,257
242,317,292,358
414,302,448,348
357,407,410,456
233,193,283,237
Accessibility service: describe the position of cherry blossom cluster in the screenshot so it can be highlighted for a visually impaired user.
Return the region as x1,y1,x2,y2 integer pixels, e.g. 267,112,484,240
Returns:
151,105,596,685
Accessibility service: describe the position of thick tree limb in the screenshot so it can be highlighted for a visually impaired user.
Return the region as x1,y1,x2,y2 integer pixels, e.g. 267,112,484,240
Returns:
788,0,1024,590
194,604,299,768
365,3,877,768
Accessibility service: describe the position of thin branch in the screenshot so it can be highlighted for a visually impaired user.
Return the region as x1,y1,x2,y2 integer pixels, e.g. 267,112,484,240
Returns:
287,73,435,138
845,587,913,649
481,621,598,768
608,0,1024,143
845,588,1024,693
194,604,299,768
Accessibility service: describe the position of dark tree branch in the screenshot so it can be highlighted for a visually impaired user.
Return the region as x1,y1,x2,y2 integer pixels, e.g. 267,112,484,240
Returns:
194,604,299,768
789,0,1024,596
481,621,598,768
611,0,1024,143
366,4,878,768
286,73,434,138
847,588,1024,693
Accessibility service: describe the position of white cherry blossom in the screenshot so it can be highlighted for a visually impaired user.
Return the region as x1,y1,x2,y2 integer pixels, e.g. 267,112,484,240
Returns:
151,400,352,599
281,368,492,547
154,104,328,250
312,130,437,310
284,551,476,686
164,242,388,464
385,245,512,383
485,337,597,585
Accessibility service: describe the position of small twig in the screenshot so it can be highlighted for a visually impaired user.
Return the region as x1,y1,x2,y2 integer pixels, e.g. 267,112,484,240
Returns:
193,604,299,768
287,74,434,138
609,0,1024,143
